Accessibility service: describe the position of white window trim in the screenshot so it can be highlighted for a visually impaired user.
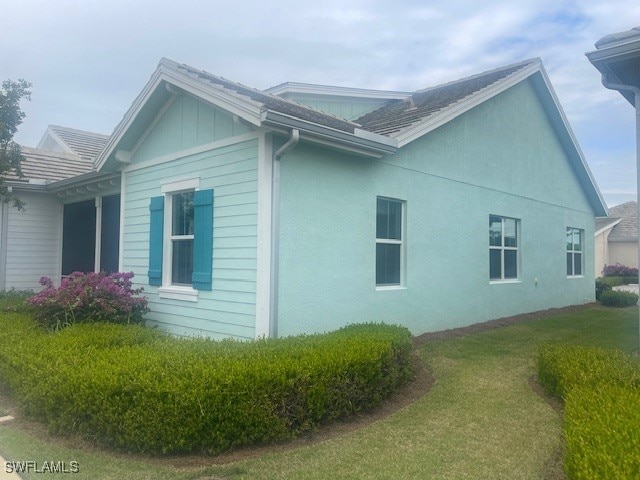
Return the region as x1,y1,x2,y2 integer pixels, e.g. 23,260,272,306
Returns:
375,197,406,290
566,227,584,278
159,177,200,302
489,215,520,283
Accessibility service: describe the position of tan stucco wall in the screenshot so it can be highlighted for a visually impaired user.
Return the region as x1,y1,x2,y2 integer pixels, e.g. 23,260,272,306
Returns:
595,230,610,276
609,241,638,269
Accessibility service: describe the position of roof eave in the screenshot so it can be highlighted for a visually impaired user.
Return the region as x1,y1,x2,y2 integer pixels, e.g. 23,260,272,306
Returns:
586,38,640,106
95,65,266,173
595,217,622,236
263,111,397,157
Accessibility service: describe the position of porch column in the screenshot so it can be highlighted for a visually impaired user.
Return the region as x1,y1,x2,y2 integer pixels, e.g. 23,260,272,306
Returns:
94,196,102,273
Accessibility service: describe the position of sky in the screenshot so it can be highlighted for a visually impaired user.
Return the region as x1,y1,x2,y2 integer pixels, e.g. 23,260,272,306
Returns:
2,0,639,208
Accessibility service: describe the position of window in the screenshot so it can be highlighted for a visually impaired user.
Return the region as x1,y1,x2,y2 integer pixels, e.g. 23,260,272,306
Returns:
566,227,583,277
489,215,519,281
169,192,194,285
376,197,404,287
148,179,214,300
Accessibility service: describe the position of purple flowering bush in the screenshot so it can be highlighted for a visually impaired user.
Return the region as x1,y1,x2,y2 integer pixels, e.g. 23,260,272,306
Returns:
602,263,639,278
29,272,149,330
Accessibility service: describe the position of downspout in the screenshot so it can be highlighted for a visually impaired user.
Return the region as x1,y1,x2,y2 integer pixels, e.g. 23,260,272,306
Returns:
601,73,640,352
270,129,299,338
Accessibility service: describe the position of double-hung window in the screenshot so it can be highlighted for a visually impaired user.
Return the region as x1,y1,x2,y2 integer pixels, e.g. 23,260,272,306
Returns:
376,197,404,287
566,227,583,277
148,178,214,301
169,192,194,285
489,215,519,281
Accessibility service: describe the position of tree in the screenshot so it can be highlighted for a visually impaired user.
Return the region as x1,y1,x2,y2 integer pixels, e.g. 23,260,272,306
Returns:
0,79,32,209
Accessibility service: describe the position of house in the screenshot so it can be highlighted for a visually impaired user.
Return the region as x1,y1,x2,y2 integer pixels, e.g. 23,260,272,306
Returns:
3,57,607,339
595,201,638,274
587,26,640,279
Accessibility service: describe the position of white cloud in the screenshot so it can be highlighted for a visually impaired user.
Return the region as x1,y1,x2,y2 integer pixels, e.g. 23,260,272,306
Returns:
3,0,639,201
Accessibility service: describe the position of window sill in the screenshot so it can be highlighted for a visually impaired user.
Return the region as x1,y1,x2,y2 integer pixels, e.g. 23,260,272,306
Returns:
158,286,199,302
567,275,585,279
489,279,521,285
376,285,407,291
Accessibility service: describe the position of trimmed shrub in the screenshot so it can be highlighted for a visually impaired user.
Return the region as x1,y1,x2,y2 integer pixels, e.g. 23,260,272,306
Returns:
0,315,414,454
0,289,34,313
602,263,638,278
596,276,624,288
28,272,148,330
537,344,640,398
595,278,611,301
599,290,639,308
564,385,640,479
537,344,640,479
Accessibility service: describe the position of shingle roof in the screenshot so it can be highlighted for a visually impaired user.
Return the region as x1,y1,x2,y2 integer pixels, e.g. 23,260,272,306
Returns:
607,201,637,241
354,59,539,137
48,125,109,161
160,59,359,134
8,146,94,184
595,216,620,233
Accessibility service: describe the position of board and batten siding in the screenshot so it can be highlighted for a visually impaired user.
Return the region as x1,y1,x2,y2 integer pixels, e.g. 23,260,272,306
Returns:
124,139,259,339
5,191,62,290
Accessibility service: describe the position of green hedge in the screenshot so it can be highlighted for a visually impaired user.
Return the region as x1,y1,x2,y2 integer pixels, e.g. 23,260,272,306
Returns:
599,290,639,307
0,314,414,454
537,344,640,479
564,385,640,479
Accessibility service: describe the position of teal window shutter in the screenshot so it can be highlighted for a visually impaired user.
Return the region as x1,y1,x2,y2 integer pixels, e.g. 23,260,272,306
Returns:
148,196,164,286
192,189,213,290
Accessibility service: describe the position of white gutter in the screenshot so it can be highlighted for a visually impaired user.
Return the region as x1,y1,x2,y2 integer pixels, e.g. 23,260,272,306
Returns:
269,129,299,338
601,73,640,352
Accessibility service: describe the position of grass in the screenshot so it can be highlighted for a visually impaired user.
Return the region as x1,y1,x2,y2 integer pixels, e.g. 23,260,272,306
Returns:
0,305,637,479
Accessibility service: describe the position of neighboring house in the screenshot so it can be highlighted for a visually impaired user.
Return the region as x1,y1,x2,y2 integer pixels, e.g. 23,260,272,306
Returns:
587,26,640,276
3,57,607,339
1,127,117,291
595,201,638,275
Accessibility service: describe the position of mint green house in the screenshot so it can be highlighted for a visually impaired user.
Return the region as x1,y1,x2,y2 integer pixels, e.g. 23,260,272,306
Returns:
5,57,607,339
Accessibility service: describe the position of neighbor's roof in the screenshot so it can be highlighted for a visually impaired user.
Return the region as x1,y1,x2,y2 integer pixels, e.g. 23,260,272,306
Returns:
355,59,539,137
595,216,621,234
8,146,94,184
39,125,109,162
586,26,640,106
595,26,640,49
606,201,638,241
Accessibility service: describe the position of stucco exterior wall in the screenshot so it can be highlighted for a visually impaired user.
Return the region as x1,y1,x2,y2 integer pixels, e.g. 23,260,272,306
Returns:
277,79,597,336
594,229,610,276
608,241,638,269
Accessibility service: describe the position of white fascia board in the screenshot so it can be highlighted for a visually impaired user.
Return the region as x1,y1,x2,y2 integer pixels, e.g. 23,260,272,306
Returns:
266,82,412,100
263,111,397,156
94,68,166,172
595,218,622,237
157,68,264,126
95,66,265,173
396,61,542,148
535,64,608,217
586,38,640,64
38,128,76,156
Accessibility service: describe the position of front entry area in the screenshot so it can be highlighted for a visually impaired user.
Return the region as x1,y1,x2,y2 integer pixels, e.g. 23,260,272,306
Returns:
61,194,120,275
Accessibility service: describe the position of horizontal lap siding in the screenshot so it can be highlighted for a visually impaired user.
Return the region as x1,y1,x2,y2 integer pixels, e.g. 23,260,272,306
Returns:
123,139,259,340
6,192,62,290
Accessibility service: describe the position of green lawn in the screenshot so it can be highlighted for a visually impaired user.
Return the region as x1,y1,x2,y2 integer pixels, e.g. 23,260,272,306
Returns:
0,305,637,480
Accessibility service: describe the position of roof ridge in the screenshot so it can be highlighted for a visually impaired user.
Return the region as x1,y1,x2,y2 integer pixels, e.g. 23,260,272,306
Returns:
414,58,541,94
48,124,110,138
